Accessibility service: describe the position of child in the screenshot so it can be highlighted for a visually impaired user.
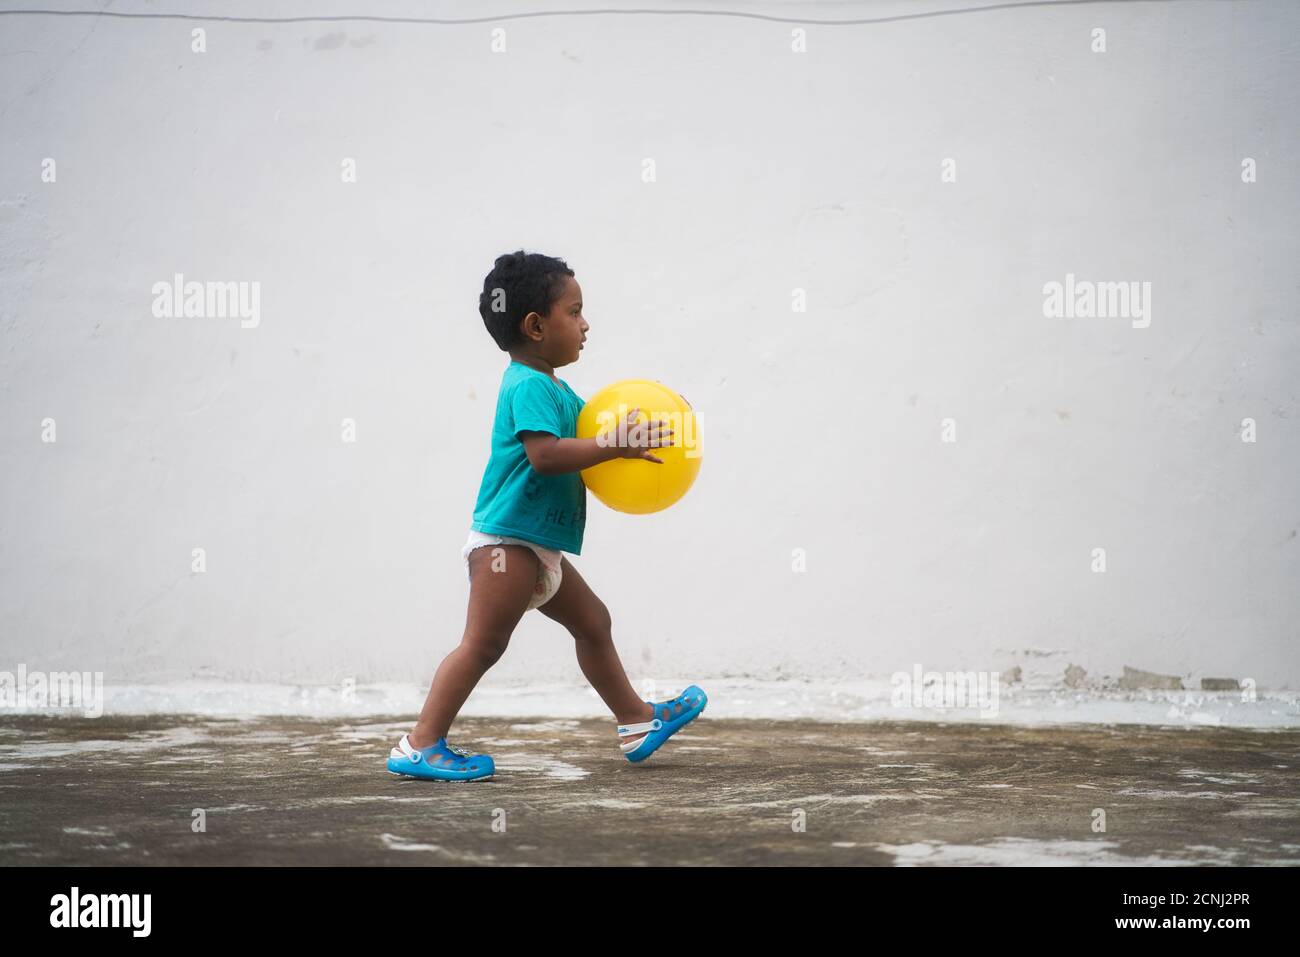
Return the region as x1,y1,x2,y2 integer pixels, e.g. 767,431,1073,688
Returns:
387,250,707,781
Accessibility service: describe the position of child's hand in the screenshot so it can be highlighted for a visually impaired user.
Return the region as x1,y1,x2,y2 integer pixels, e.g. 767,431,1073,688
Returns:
617,407,674,464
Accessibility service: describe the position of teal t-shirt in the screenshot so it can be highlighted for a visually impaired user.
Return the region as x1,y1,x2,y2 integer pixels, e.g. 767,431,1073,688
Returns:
471,360,588,554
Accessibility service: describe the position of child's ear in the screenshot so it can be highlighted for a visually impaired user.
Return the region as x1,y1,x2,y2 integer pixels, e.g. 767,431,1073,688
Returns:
521,311,544,341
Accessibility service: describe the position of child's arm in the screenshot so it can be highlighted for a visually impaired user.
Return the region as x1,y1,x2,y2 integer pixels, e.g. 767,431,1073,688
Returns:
521,407,674,476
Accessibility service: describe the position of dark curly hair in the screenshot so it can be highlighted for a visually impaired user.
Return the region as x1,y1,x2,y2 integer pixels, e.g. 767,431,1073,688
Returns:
478,250,575,352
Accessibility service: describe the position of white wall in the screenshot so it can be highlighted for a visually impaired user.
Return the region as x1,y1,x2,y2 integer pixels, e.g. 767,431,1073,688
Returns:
1,0,1297,696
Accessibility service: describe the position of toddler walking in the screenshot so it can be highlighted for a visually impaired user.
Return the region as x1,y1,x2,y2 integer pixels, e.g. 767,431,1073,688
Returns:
387,250,707,781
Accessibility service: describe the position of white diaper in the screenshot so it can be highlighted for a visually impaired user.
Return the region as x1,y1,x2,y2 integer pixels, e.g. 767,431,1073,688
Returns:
462,528,564,610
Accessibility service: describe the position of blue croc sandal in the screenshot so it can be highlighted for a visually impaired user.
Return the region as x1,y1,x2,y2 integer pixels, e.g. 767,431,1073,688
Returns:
387,734,495,782
618,685,708,763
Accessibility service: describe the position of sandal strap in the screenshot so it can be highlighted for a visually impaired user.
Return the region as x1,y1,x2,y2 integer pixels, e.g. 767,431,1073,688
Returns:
394,734,472,762
617,720,659,736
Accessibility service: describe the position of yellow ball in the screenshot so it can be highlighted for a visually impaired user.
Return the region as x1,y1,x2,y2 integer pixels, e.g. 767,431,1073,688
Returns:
577,379,702,514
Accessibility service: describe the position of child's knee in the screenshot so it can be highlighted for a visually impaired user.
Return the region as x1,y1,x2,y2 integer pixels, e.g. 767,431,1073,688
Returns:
572,602,612,642
463,631,511,665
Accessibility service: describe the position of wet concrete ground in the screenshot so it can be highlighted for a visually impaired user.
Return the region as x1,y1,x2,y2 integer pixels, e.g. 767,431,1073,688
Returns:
1,714,1296,866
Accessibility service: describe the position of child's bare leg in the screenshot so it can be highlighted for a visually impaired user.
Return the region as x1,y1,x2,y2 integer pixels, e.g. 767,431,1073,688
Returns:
536,556,656,748
407,545,538,750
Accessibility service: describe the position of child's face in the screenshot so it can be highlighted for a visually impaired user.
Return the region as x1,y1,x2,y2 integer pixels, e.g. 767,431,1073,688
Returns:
542,276,588,367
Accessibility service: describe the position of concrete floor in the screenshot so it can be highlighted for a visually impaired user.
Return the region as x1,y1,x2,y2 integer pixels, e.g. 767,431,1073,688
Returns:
1,714,1297,866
